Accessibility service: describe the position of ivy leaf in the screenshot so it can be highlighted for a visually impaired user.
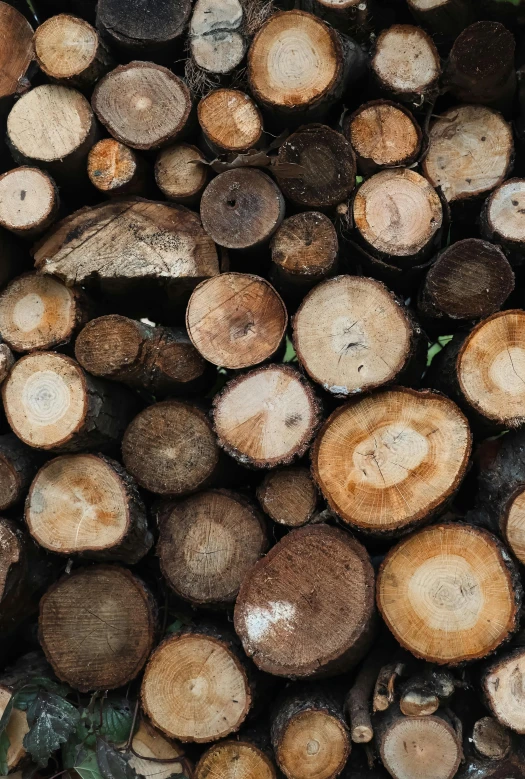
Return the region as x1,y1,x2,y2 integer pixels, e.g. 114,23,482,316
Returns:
23,691,80,766
0,728,10,775
97,701,133,744
75,748,104,779
14,677,70,712
96,739,138,779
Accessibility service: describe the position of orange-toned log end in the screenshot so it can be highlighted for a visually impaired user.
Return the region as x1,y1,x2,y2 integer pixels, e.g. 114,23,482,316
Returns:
196,741,277,779
311,388,471,536
377,524,521,665
256,467,318,527
198,89,263,153
88,139,144,195
482,647,525,734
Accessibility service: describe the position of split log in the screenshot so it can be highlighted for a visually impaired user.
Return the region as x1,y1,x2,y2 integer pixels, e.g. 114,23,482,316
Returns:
256,467,318,528
422,106,513,204
189,0,245,76
33,14,114,89
213,365,321,469
482,179,525,267
0,686,28,771
406,0,472,39
292,275,425,398
274,125,356,210
0,168,59,238
26,453,152,563
198,89,263,154
200,169,285,250
92,62,192,150
311,388,471,535
157,489,268,607
195,740,276,779
128,720,190,779
481,648,525,734
87,139,149,196
7,85,97,183
122,400,220,496
2,352,137,452
0,2,33,114
0,273,89,352
371,25,440,104
75,315,211,396
399,668,456,716
271,686,350,779
186,273,287,369
0,434,39,511
234,524,375,678
353,169,443,264
39,565,155,692
141,624,254,742
471,717,511,760
377,523,521,664
155,143,209,205
343,100,422,176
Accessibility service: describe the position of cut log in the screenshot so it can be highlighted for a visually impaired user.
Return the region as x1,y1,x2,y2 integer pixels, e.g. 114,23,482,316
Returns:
186,273,287,369
0,168,59,238
374,659,407,713
481,648,525,734
482,179,525,266
195,740,276,779
213,365,321,469
399,668,456,716
155,144,209,205
293,276,425,398
0,343,13,385
189,0,245,76
75,315,210,396
234,524,375,677
2,352,137,452
92,62,192,151
0,519,27,627
39,565,155,692
422,106,513,203
0,273,89,353
157,489,268,607
474,428,525,533
0,2,33,112
141,624,254,742
472,718,511,760
343,100,422,176
200,169,285,250
418,239,514,329
122,400,220,496
26,453,152,563
198,89,263,153
311,388,471,535
96,0,192,58
0,433,39,511
501,486,525,566
87,139,149,196
33,14,114,89
128,720,189,779
271,687,350,779
300,0,370,39
256,467,318,528
377,523,521,664
406,0,472,39
0,686,28,771
274,125,356,210
371,25,440,103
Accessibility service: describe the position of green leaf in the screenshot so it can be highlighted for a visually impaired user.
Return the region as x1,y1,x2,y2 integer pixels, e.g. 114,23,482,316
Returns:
0,695,13,734
166,619,184,635
75,748,104,779
96,739,138,779
356,175,364,184
0,728,10,775
23,691,80,767
283,336,296,364
14,677,70,712
98,701,133,744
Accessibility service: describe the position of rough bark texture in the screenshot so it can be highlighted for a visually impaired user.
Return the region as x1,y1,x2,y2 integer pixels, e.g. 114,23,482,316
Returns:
0,434,39,510
406,0,473,39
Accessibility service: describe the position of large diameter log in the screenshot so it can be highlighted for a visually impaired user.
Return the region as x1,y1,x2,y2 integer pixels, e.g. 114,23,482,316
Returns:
256,467,318,528
157,489,268,607
312,388,471,536
155,143,208,205
39,566,155,692
481,648,525,733
482,179,525,266
128,720,190,779
87,139,149,197
186,273,287,369
26,454,152,563
0,2,33,113
196,741,276,779
0,434,38,511
292,276,425,398
122,400,220,496
406,0,472,38
198,89,263,154
0,168,59,238
234,524,375,678
213,365,321,468
422,106,513,204
377,523,521,665
189,0,245,76
371,25,440,103
2,352,137,452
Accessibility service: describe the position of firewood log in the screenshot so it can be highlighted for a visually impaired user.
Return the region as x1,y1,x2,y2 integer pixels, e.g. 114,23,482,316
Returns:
0,434,38,511
481,648,525,734
481,178,525,267
128,720,191,779
189,0,245,77
0,2,33,114
406,0,472,39
0,168,59,238
256,467,318,528
87,138,150,197
155,143,209,205
195,740,276,779
371,24,440,104
198,89,263,154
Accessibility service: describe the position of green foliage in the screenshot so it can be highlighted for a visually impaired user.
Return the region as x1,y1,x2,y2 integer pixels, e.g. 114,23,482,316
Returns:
96,738,138,779
24,691,80,766
0,728,10,775
283,336,296,363
13,677,70,711
427,334,453,366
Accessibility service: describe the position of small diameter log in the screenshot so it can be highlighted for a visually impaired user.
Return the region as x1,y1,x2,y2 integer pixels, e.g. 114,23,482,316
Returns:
155,144,208,205
7,85,96,182
213,365,321,469
196,741,276,779
198,89,263,154
274,125,356,210
0,2,32,112
26,454,152,564
271,687,350,779
157,489,268,607
374,660,407,714
371,25,440,104
92,62,192,151
87,139,148,197
0,686,28,771
256,467,318,528
33,14,114,89
0,273,89,353
2,352,136,452
482,179,525,265
406,0,472,39
75,315,210,396
186,273,287,370
422,106,513,204
293,276,425,398
353,169,443,264
128,720,189,779
399,669,456,716
141,625,254,742
0,168,59,238
472,718,511,760
122,400,219,496
343,101,422,177
39,565,155,692
0,434,38,511
189,0,245,77
96,0,192,58
445,22,516,113
311,388,471,536
200,169,285,250
481,648,525,733
377,523,521,665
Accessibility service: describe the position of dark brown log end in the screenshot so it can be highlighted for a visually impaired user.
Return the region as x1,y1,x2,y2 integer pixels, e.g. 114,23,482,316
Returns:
472,717,511,760
96,0,192,55
0,2,33,102
196,741,276,779
256,466,318,527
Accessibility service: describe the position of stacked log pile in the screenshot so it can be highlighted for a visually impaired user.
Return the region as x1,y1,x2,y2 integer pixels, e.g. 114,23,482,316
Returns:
1,1,525,779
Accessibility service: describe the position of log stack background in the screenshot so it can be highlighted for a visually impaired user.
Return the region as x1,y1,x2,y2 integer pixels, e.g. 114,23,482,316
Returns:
0,0,525,778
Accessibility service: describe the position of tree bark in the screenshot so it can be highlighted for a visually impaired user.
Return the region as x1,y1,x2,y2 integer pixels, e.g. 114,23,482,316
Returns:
399,668,456,716
0,433,39,511
481,648,525,734
371,24,440,104
0,168,59,238
0,343,14,385
346,643,394,743
87,139,150,197
195,740,277,779
189,0,245,77
256,466,318,528
155,143,209,205
406,0,472,39
198,89,263,154
299,0,371,40
481,178,525,267
0,2,33,114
